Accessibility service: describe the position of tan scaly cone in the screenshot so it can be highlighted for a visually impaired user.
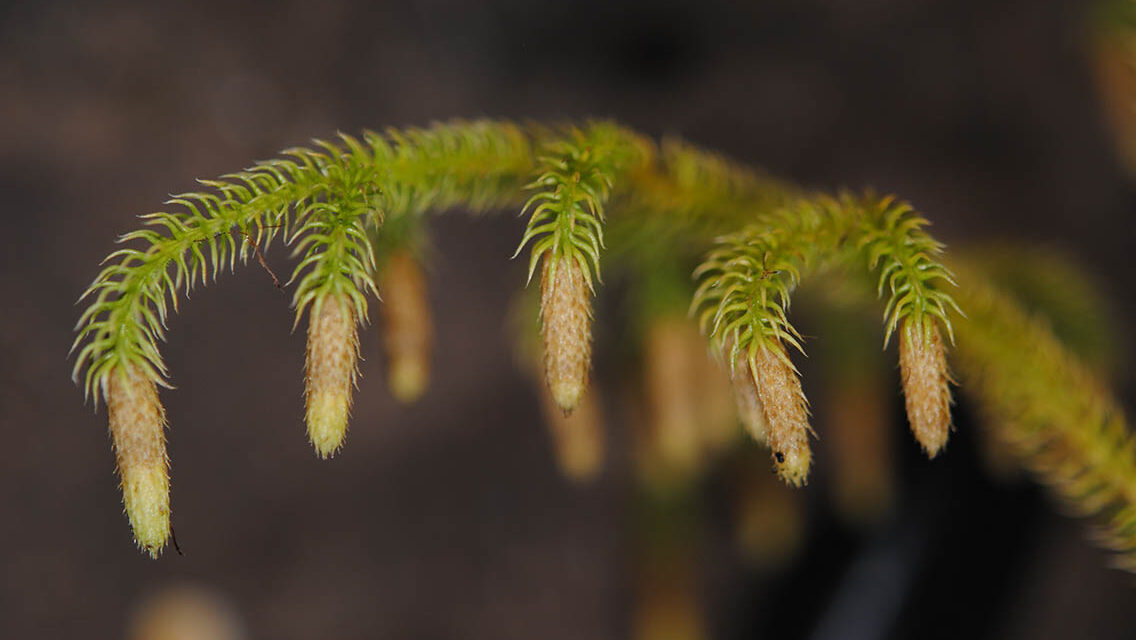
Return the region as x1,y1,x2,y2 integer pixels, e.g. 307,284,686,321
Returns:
730,354,769,445
106,365,170,557
378,250,432,403
643,317,704,474
539,384,606,482
750,342,813,486
825,379,894,526
510,286,606,483
689,326,738,455
540,256,592,412
898,319,953,457
305,294,359,458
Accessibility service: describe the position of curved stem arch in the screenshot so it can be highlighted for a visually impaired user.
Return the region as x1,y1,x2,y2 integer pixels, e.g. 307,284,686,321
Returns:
71,118,1135,573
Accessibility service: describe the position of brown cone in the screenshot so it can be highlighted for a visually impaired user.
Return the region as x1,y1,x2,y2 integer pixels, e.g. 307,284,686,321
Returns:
379,250,433,403
539,256,592,412
107,365,171,557
304,295,358,458
751,343,813,486
899,320,953,457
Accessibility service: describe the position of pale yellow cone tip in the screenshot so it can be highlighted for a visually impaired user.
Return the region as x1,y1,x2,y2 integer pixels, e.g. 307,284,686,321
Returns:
107,365,171,557
389,358,429,404
304,295,358,459
306,390,349,459
773,447,812,487
899,320,953,458
122,464,171,557
551,379,585,413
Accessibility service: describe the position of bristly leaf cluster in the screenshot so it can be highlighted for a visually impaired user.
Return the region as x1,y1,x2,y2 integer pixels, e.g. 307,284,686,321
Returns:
73,121,534,401
853,195,962,345
514,122,651,288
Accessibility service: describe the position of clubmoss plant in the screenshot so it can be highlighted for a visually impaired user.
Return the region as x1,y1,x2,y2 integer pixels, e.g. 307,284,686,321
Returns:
72,119,1136,571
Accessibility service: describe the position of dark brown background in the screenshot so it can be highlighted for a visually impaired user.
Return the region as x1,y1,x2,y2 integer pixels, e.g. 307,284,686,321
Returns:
2,0,1135,638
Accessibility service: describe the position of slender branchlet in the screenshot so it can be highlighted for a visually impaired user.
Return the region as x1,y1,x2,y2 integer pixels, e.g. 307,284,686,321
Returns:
516,123,651,288
378,250,433,403
690,196,841,368
853,194,960,346
898,319,954,457
659,138,800,216
962,246,1119,373
73,121,532,402
852,194,961,455
691,223,806,360
290,179,376,458
288,171,378,330
607,139,801,262
304,294,359,458
511,285,607,482
952,266,1136,570
691,204,828,485
539,256,593,412
105,364,170,557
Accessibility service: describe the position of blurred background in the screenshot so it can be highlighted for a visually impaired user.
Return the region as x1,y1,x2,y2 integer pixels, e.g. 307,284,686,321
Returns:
2,0,1135,638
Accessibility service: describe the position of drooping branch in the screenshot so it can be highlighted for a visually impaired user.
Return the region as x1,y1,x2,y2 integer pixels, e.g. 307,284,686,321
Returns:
515,123,652,411
951,263,1136,571
73,121,535,404
689,193,959,480
72,118,1135,573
